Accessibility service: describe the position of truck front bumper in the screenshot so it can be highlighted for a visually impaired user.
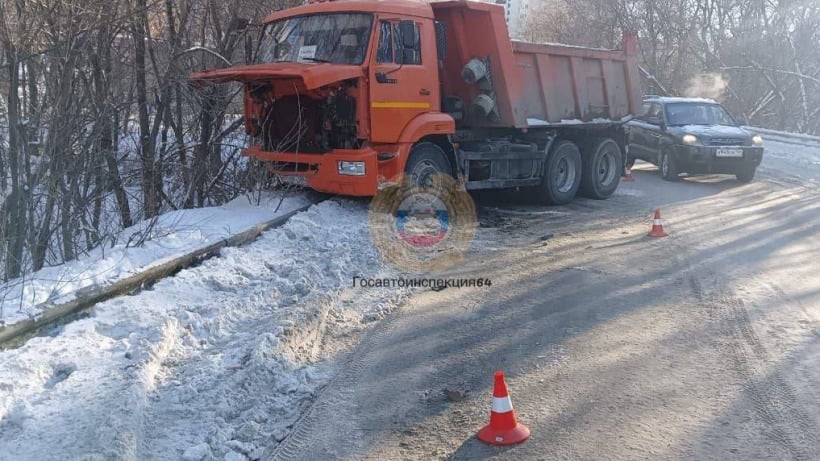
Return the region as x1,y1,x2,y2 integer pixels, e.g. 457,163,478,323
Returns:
243,146,404,196
673,145,764,174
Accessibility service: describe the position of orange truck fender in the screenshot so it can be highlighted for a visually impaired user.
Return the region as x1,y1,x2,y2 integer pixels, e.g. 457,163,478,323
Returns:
397,113,456,144
395,112,457,175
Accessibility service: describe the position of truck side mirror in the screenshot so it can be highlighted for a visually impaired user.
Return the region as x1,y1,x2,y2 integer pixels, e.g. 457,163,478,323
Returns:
736,115,748,126
659,120,667,131
399,20,417,50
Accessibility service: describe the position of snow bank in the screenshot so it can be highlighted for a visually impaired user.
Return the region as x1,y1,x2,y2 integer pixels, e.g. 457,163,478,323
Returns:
0,193,312,328
0,199,405,460
761,138,820,181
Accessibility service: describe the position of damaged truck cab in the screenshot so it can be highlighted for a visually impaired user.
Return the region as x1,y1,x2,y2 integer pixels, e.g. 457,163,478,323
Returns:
191,0,450,196
190,0,642,204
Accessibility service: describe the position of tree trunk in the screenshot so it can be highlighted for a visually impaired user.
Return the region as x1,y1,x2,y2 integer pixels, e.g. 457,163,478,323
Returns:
4,47,27,280
132,0,159,218
93,29,133,229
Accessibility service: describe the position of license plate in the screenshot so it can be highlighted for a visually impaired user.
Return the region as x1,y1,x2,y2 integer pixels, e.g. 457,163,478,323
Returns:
716,148,743,158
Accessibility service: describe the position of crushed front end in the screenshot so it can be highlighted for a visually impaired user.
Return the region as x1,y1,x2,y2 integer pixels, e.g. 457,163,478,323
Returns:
241,75,382,196
189,11,399,196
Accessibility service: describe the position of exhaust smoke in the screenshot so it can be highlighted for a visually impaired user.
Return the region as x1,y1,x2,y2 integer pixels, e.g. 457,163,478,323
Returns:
683,73,729,100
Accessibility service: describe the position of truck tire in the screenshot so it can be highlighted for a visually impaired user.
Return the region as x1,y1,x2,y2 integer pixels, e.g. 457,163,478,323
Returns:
579,138,622,199
735,165,756,183
659,150,681,181
405,142,453,189
535,140,582,205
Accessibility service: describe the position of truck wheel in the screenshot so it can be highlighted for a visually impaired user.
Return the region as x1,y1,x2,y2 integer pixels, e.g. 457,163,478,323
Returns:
405,142,453,189
659,150,681,181
535,140,582,205
579,138,622,199
735,165,756,183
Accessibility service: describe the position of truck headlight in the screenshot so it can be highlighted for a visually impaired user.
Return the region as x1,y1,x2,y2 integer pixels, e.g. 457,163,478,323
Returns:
752,134,763,145
682,134,698,144
338,161,365,176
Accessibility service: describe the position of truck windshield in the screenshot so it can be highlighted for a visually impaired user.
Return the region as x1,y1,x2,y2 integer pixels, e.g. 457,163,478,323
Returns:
255,13,373,65
665,103,737,126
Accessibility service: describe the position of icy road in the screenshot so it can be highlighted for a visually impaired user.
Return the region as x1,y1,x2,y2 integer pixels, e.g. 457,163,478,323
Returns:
1,135,820,460
267,137,820,461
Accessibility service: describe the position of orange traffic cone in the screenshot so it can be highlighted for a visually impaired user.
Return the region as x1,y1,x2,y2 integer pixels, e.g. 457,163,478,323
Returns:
647,209,668,237
477,371,530,446
622,165,635,182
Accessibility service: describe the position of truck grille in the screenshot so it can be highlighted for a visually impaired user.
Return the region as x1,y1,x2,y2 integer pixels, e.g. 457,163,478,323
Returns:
709,137,745,146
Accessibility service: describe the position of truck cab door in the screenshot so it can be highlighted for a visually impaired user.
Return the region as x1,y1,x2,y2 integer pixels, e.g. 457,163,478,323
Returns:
369,18,439,143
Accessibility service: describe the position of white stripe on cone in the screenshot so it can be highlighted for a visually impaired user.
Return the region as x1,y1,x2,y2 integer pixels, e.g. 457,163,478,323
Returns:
654,219,663,225
492,396,513,413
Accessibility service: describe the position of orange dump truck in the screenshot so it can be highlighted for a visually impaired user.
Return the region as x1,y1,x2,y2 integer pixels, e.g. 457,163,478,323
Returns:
190,0,641,204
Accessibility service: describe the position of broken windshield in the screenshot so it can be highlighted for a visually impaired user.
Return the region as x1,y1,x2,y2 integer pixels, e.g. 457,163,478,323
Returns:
255,13,373,65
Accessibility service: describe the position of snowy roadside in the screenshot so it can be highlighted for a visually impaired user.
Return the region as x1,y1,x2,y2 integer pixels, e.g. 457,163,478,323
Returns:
746,126,820,147
0,199,407,460
0,193,312,328
760,138,820,181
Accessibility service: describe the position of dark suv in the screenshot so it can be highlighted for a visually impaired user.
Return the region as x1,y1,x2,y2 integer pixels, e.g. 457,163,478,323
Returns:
626,97,764,182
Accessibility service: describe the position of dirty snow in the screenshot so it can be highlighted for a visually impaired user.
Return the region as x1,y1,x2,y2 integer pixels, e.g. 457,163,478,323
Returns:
0,199,406,460
559,118,583,125
555,118,617,125
2,127,820,461
0,193,311,327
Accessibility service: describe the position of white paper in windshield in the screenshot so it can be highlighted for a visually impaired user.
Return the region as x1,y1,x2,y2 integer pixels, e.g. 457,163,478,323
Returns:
298,45,317,62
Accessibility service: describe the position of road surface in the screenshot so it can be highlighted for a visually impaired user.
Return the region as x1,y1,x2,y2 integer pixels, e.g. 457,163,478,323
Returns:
269,142,820,460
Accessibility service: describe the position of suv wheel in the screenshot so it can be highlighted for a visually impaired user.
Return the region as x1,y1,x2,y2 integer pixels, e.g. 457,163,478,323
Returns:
659,150,681,181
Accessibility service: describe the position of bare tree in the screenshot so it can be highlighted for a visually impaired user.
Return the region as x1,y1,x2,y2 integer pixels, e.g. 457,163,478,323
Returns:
0,0,295,286
522,0,820,132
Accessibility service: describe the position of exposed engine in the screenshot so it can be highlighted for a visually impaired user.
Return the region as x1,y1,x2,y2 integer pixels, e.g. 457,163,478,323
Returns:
246,80,360,154
322,90,358,150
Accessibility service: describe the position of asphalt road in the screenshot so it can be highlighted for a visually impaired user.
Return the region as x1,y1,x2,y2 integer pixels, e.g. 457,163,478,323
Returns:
268,157,820,460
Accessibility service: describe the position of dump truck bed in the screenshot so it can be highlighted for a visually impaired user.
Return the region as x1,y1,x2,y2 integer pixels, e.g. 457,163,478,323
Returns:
431,1,641,128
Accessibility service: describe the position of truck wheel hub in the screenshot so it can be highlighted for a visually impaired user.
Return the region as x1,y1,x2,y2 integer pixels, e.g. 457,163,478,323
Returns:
597,149,617,186
412,160,442,189
555,158,577,193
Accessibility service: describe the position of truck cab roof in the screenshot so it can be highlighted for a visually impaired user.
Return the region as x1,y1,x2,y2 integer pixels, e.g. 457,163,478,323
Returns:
264,0,435,23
